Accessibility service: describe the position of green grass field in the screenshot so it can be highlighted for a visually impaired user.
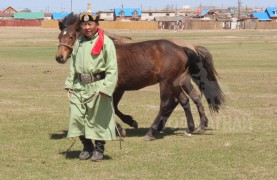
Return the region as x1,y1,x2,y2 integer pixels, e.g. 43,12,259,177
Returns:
0,27,276,179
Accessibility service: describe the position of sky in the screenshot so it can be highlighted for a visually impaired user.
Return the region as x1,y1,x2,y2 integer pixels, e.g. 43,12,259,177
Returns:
1,0,277,13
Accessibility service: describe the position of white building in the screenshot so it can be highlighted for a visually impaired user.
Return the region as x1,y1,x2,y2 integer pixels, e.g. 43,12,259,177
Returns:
98,10,114,21
141,10,176,21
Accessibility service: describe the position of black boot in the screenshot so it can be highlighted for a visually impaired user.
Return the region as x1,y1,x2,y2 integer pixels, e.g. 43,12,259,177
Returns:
91,140,105,161
79,136,94,160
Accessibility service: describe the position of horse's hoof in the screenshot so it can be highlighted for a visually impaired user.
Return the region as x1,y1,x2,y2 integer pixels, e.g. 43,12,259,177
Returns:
132,121,138,129
193,127,205,134
188,127,195,133
184,130,192,137
144,135,155,141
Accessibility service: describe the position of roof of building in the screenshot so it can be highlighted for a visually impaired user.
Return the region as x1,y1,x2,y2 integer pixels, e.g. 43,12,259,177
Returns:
200,9,210,16
44,13,52,17
252,12,271,21
3,6,18,13
114,8,141,16
142,10,175,13
52,12,70,19
14,12,44,19
265,7,277,17
154,16,185,22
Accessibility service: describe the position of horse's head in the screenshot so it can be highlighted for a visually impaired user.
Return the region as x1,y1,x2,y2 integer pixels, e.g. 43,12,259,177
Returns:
56,22,79,64
55,13,80,64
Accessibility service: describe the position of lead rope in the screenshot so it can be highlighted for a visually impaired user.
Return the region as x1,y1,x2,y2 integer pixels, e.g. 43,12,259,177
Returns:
66,138,76,153
115,124,123,149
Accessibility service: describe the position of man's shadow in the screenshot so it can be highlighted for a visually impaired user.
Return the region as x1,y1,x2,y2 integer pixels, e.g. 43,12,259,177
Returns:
50,131,113,160
50,130,68,140
59,150,113,160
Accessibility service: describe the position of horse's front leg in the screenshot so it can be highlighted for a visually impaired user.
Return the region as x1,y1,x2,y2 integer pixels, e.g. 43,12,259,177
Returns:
144,84,178,141
113,90,138,128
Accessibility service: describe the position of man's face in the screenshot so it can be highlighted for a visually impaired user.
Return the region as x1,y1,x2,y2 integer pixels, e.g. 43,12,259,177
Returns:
81,21,99,38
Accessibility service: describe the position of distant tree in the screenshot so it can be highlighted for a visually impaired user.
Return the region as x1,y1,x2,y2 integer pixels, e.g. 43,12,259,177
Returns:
21,8,31,12
163,5,174,11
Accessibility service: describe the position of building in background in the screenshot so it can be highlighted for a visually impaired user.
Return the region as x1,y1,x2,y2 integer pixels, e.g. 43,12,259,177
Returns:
141,10,175,21
1,6,18,13
114,8,141,21
98,10,114,21
52,12,70,20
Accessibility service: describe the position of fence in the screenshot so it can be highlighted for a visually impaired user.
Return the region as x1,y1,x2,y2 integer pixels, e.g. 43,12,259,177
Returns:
2,19,277,30
0,19,42,26
256,21,277,29
41,20,58,28
41,20,158,30
185,21,224,30
100,21,158,30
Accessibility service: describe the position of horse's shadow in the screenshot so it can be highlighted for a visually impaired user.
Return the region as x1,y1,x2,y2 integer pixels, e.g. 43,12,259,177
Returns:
124,127,214,139
50,127,214,159
49,127,215,141
125,127,180,139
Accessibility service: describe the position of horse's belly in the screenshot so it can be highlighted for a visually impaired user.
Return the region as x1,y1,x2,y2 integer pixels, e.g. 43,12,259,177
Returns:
117,76,158,91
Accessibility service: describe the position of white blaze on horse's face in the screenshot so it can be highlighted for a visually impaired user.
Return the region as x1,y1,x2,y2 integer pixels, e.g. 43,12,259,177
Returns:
63,31,67,35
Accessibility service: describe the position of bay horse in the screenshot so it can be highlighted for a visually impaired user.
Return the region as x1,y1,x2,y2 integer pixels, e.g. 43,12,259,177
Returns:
55,13,224,140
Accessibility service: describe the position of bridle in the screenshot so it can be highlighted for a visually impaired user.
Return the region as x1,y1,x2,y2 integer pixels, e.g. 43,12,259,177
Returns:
58,30,79,50
58,42,74,50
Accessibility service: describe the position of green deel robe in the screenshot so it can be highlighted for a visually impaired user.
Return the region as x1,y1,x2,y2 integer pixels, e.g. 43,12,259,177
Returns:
65,32,118,141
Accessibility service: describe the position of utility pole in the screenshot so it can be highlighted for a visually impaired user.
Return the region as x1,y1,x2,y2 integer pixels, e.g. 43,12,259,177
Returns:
238,0,242,19
71,0,73,12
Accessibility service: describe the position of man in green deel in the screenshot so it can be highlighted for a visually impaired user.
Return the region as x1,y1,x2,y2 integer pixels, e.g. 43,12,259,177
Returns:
64,4,118,161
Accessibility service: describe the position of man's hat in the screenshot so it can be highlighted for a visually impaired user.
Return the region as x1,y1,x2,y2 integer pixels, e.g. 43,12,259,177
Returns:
80,2,99,23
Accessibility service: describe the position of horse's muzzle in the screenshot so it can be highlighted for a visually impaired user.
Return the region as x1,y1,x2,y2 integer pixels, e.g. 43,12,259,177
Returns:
56,55,67,64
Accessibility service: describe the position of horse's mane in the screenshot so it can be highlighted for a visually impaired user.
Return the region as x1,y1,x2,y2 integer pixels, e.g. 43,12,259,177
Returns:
59,13,133,43
59,12,80,30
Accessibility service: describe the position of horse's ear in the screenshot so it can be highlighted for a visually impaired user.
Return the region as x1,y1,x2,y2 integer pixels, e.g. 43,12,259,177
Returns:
58,20,65,31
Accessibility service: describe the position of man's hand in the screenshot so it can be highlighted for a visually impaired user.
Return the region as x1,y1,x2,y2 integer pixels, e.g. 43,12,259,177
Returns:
99,92,109,97
65,88,73,92
65,88,73,98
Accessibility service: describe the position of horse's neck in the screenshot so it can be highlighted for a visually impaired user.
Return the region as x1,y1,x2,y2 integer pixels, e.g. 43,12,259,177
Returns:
76,31,82,38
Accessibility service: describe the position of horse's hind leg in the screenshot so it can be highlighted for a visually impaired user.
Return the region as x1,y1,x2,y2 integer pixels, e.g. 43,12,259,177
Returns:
171,85,195,133
181,76,209,133
144,83,178,141
113,90,138,128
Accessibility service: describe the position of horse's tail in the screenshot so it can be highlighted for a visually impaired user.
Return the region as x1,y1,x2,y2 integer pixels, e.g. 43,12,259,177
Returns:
183,46,224,112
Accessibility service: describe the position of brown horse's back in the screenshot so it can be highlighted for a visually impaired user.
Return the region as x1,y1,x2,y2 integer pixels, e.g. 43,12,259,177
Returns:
115,40,188,91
